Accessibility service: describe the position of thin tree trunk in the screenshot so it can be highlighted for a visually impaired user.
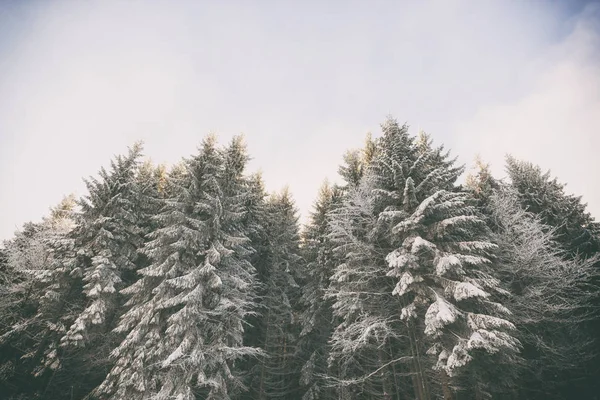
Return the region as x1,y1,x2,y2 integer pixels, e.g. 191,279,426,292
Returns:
258,308,271,400
407,325,425,400
408,322,431,400
282,333,288,395
388,340,402,400
378,347,392,398
474,385,484,400
440,370,453,400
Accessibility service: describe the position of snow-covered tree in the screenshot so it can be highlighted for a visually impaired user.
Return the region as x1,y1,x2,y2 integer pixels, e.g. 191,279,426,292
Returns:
328,117,518,399
97,135,261,399
338,151,364,190
463,157,498,210
0,196,82,398
297,182,342,400
505,156,600,259
61,143,146,348
466,187,597,399
327,175,405,400
385,188,520,399
505,156,600,397
246,188,303,399
326,118,423,399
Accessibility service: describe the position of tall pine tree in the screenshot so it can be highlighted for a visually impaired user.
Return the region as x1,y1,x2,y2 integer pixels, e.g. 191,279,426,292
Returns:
97,135,260,399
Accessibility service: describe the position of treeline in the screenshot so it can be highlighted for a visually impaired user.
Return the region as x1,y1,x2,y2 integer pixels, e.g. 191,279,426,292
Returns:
1,117,599,399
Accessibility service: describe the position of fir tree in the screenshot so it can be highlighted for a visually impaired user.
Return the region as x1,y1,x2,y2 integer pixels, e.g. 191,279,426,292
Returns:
338,151,364,190
297,182,342,400
505,156,600,259
249,188,303,399
0,197,82,399
328,117,518,400
386,188,520,399
61,143,146,348
97,135,260,399
483,187,597,399
327,175,403,400
505,156,600,397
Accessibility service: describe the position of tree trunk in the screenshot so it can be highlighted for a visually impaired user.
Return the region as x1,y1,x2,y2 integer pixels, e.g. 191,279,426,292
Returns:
378,347,392,398
388,341,402,400
407,324,426,400
440,370,453,400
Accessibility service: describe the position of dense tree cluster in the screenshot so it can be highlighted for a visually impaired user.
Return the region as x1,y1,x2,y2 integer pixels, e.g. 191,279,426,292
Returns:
1,117,598,399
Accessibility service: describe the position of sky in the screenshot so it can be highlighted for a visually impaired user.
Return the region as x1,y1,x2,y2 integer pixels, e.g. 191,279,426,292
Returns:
0,0,599,240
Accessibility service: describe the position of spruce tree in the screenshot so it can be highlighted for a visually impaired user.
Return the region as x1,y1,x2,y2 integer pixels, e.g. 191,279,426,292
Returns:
248,188,303,399
61,143,146,348
482,187,597,399
327,175,402,400
327,117,518,400
505,156,600,259
0,197,82,399
97,135,260,399
327,118,421,399
386,188,519,399
297,182,342,400
505,156,600,397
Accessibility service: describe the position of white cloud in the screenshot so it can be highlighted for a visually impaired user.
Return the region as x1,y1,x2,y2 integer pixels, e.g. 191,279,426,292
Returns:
0,0,597,240
453,3,600,217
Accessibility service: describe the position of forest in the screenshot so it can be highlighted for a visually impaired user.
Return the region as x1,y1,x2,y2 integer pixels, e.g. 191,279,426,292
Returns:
0,117,598,400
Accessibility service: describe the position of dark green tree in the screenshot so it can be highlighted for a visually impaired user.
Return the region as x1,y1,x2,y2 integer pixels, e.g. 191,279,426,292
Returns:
297,182,342,400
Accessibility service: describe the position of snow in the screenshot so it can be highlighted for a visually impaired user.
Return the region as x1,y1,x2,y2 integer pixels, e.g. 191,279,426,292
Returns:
411,236,437,255
466,313,515,331
436,255,461,276
425,294,459,336
445,342,472,374
438,215,481,230
453,282,489,301
385,250,413,270
400,303,417,321
392,272,414,296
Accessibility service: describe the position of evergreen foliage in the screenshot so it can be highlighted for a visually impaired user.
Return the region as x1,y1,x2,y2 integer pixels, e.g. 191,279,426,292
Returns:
297,182,342,400
1,118,599,400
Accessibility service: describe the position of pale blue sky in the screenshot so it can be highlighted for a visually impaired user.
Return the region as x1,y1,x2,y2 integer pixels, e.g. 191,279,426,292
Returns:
1,0,599,240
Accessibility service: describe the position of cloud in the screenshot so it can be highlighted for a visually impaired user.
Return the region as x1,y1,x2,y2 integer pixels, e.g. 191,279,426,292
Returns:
453,3,600,217
0,0,597,240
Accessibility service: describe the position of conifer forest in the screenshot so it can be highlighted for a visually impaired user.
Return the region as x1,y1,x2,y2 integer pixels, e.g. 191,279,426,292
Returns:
2,117,600,400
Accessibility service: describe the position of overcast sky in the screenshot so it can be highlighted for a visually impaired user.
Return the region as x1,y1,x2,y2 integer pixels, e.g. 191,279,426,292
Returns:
1,0,599,240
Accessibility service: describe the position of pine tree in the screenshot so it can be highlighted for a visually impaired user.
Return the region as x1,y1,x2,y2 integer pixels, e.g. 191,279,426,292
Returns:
238,172,270,399
505,156,600,259
297,182,343,400
338,151,364,190
0,222,49,398
505,156,600,397
386,188,520,399
325,119,412,398
327,175,402,400
0,196,82,399
326,118,422,399
480,187,597,399
464,157,498,209
248,188,303,399
97,135,260,399
61,143,145,348
327,117,518,400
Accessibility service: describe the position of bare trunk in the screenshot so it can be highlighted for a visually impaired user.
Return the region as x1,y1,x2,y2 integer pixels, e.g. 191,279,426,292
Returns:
409,322,431,400
407,325,426,400
258,309,271,400
378,347,392,398
440,370,453,400
474,385,484,400
388,341,402,400
282,334,288,394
